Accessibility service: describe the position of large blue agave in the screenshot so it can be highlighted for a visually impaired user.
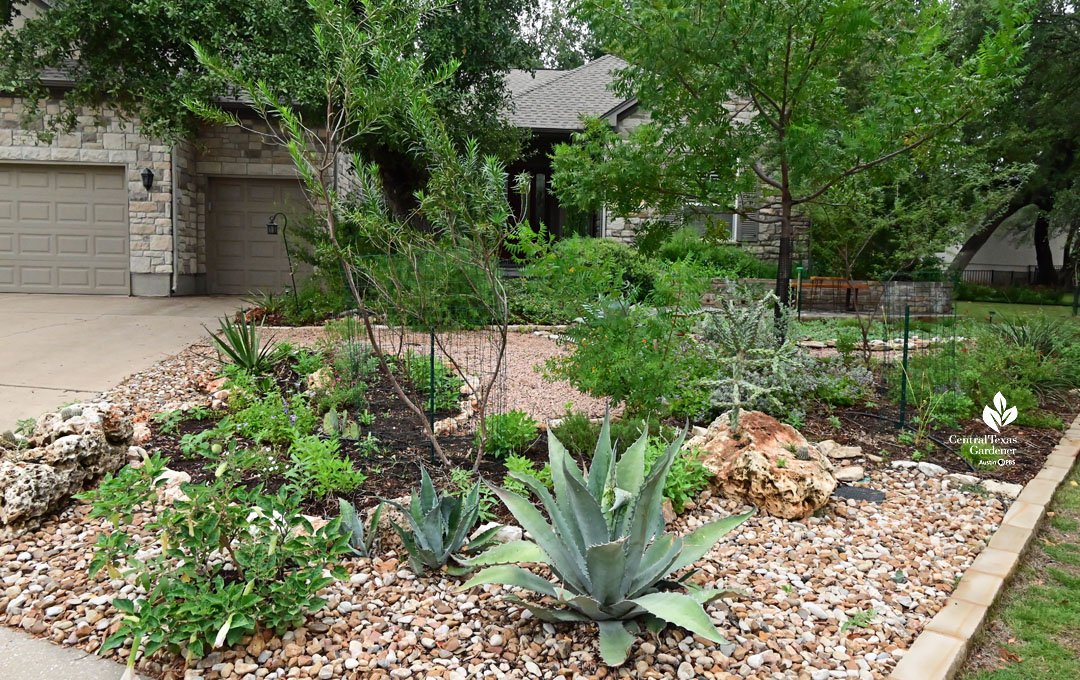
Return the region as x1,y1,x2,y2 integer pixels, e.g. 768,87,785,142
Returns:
460,414,753,665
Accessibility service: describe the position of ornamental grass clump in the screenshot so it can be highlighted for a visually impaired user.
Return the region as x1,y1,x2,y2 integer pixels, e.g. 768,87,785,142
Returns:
459,413,754,665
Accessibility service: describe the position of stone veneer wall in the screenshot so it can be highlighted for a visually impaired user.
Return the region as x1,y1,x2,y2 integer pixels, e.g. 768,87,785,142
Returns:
708,278,954,316
0,96,175,294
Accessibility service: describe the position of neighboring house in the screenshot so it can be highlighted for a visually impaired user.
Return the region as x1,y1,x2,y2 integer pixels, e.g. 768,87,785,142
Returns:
505,56,810,263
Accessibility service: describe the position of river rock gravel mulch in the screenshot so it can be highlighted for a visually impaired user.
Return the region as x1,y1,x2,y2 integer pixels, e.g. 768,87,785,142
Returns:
100,329,611,424
0,467,1006,680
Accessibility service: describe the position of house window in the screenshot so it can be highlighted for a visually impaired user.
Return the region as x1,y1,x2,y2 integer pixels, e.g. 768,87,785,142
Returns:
682,205,748,241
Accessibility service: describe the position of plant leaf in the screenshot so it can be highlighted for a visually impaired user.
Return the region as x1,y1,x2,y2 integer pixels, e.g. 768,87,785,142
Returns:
664,510,754,577
597,621,636,666
458,565,560,598
630,592,727,643
459,540,550,567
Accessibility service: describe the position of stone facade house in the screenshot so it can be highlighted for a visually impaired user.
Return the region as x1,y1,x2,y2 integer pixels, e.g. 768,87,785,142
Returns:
1,18,804,298
506,56,810,263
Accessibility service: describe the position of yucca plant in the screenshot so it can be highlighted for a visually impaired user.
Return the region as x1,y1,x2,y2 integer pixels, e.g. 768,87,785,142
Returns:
387,468,499,573
459,414,753,666
206,315,278,374
339,498,382,558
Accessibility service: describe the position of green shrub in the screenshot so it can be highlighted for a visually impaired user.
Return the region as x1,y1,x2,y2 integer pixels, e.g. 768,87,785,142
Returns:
477,410,538,459
78,454,347,664
655,227,776,279
644,439,713,514
459,413,753,666
500,453,553,498
233,392,316,445
954,282,1066,306
290,435,367,497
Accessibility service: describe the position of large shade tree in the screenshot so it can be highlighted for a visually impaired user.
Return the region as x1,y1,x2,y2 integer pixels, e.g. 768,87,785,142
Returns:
552,0,1029,306
946,0,1080,286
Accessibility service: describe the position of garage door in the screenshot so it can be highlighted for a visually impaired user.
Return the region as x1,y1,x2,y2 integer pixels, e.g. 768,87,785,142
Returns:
0,164,129,294
206,178,309,295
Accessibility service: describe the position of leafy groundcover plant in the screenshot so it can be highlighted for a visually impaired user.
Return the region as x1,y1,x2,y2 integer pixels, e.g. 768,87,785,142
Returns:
460,415,753,665
78,454,349,670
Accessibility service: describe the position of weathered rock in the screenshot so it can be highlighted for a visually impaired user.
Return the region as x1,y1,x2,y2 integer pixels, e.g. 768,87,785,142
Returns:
835,466,865,482
982,479,1024,498
817,440,863,460
0,402,133,527
917,462,947,477
686,411,837,520
307,367,334,391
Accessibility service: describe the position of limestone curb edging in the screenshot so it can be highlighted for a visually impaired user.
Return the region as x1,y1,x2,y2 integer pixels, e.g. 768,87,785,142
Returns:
888,416,1080,680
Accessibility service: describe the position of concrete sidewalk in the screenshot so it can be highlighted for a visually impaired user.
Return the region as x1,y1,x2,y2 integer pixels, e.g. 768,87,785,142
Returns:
0,294,239,428
0,626,141,680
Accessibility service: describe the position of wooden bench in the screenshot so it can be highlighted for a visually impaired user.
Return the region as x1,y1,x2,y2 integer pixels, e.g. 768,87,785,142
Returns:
799,277,871,310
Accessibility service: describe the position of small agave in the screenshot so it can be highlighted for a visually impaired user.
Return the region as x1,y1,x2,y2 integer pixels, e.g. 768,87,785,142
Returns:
460,413,753,665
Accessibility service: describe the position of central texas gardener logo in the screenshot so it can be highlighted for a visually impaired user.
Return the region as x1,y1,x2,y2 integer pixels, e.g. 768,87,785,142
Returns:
982,392,1018,433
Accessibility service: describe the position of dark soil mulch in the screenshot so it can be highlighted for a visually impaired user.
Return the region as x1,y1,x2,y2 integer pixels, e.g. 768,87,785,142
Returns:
147,361,550,522
800,396,1074,485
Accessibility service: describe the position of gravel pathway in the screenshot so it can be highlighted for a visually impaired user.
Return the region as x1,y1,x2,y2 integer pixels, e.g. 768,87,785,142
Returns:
101,328,610,423
0,468,1004,680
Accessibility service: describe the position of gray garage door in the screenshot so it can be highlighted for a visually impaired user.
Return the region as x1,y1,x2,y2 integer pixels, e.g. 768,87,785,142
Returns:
0,163,129,294
206,178,309,295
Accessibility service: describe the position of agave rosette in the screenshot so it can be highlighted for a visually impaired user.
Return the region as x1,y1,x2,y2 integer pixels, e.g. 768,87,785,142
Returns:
460,415,753,665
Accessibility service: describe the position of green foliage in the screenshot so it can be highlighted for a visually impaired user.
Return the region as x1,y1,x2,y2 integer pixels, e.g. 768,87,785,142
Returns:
477,410,538,459
954,283,1068,306
655,227,776,279
403,353,464,413
290,347,326,377
459,413,753,666
77,454,347,664
232,392,316,445
447,468,499,524
388,468,496,573
206,315,278,374
338,498,382,558
644,440,714,514
545,262,707,415
290,435,366,497
699,291,801,431
501,454,553,499
552,0,1027,298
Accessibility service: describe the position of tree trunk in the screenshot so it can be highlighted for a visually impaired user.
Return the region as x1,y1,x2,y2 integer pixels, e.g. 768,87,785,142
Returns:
1033,213,1059,286
775,197,794,307
946,202,1025,274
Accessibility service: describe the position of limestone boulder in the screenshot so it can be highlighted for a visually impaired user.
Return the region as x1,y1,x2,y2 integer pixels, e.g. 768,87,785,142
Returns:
0,402,133,528
686,411,837,520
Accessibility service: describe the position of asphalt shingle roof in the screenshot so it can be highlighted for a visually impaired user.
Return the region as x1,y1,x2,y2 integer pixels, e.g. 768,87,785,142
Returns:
506,55,632,132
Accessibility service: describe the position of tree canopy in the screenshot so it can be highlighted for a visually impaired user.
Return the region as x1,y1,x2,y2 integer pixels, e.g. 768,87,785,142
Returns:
552,0,1029,303
0,0,535,162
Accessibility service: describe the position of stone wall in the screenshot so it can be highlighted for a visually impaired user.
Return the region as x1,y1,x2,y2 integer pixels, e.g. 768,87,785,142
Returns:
0,96,175,294
706,278,954,316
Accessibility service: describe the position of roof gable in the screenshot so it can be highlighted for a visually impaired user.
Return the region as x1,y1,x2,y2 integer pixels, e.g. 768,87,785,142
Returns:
506,55,634,132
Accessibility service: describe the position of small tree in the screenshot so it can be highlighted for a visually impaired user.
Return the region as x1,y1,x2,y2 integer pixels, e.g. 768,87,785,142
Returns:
188,0,515,468
553,0,1029,307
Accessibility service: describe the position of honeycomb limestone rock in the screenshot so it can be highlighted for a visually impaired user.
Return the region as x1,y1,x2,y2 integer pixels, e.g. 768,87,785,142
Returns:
0,403,133,528
686,411,837,520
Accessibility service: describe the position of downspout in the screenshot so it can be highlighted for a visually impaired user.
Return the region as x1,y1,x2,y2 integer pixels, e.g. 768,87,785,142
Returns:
170,143,180,294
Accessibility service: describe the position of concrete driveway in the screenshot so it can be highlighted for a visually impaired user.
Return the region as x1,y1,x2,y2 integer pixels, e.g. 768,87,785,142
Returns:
0,294,239,428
